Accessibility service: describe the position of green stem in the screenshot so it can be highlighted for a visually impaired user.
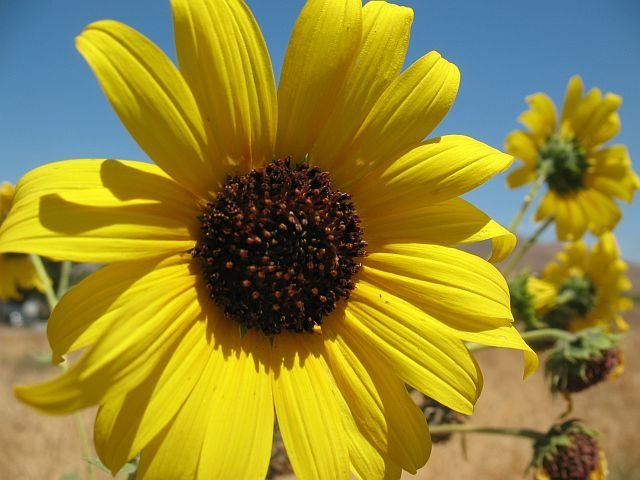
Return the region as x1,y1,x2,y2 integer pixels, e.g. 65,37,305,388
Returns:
29,255,95,480
467,328,574,353
429,424,545,441
29,254,57,309
508,165,550,234
56,261,72,299
503,217,554,277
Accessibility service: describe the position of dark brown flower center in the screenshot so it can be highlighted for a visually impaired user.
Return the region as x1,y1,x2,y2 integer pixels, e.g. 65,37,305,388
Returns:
541,432,601,480
192,159,366,335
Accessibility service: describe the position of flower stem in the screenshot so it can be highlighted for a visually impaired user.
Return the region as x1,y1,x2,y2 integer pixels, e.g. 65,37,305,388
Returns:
503,216,554,277
28,255,95,480
29,254,57,309
466,328,574,353
508,164,550,234
56,261,72,299
429,424,546,441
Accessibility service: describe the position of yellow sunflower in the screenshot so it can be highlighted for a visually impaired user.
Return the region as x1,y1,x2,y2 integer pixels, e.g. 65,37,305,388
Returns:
506,76,639,241
0,182,46,301
0,1,536,478
530,232,632,332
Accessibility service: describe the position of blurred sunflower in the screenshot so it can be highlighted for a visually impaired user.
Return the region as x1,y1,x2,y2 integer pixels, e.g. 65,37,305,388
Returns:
532,420,607,480
506,76,639,241
531,232,632,332
0,1,536,478
0,182,46,300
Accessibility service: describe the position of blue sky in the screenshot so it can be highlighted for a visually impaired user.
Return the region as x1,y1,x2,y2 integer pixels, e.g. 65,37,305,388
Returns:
1,0,639,260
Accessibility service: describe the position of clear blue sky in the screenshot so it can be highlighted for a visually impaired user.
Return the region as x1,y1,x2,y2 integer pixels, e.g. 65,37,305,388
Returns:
1,0,639,260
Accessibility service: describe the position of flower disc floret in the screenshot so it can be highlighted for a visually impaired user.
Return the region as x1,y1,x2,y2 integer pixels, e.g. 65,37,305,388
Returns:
193,159,366,335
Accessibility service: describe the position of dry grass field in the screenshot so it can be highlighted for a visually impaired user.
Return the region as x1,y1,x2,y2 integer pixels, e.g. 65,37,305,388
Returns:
1,249,638,480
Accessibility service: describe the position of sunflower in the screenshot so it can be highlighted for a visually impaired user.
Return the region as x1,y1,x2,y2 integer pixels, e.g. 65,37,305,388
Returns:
0,182,46,301
530,232,632,332
505,76,639,241
0,1,536,478
532,420,608,480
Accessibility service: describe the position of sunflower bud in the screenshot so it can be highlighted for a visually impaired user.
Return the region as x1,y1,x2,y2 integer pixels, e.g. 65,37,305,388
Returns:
532,420,607,480
545,329,623,396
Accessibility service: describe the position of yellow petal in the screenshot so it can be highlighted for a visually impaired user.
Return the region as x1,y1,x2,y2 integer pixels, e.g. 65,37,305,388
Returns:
519,93,557,141
276,0,362,161
553,196,587,241
15,259,200,414
47,254,192,361
171,0,277,171
135,322,236,480
534,191,557,221
579,189,622,235
343,281,482,414
324,322,430,473
76,21,219,197
577,93,622,148
0,254,46,301
505,130,541,166
459,325,538,379
352,135,513,211
333,378,404,480
567,86,602,141
0,160,199,262
197,330,273,479
560,75,584,133
331,51,460,189
272,333,350,480
589,111,621,147
589,145,638,202
94,317,214,474
506,165,536,189
364,197,515,263
312,1,413,168
363,244,513,330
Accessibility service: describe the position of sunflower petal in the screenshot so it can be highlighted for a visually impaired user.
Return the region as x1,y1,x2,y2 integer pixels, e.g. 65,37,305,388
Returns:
506,165,536,189
343,281,482,414
505,130,540,166
312,1,413,168
276,0,362,161
352,135,513,211
332,51,460,188
363,244,513,330
94,317,214,474
560,75,584,132
0,160,199,262
76,21,218,196
15,259,200,414
171,0,277,171
364,197,515,263
197,330,273,479
324,321,430,472
332,377,405,480
519,93,557,141
272,333,350,480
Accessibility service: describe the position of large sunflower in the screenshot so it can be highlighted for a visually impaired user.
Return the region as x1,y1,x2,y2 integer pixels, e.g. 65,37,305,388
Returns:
1,1,536,478
505,76,639,241
0,182,46,301
530,232,632,332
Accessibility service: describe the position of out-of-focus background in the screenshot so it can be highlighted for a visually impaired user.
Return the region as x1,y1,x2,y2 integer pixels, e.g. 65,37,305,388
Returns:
1,1,639,479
